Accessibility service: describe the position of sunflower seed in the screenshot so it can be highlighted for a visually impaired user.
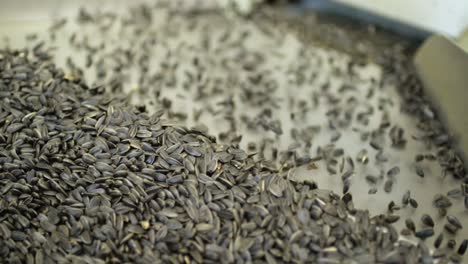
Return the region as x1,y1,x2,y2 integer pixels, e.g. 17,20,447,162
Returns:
415,228,434,239
434,233,444,249
458,239,468,255
356,149,369,164
444,223,459,234
433,194,452,209
409,198,418,209
421,214,434,227
402,190,411,206
365,175,378,185
405,218,416,232
415,166,424,178
384,179,393,193
446,215,463,229
448,239,457,249
447,188,462,198
387,166,400,177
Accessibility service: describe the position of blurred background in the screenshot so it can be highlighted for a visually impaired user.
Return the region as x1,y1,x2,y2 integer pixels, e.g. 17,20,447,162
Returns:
1,0,467,47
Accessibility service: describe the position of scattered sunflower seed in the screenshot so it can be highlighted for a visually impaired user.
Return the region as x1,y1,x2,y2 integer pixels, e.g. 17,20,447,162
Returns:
444,223,459,234
434,233,444,249
387,166,400,177
405,218,416,232
448,239,457,249
409,198,418,209
402,190,411,206
384,179,393,193
421,214,434,227
415,228,434,239
458,239,468,255
447,215,463,229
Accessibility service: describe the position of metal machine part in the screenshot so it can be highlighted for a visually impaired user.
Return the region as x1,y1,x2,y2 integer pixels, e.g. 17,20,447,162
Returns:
414,36,468,165
302,0,468,40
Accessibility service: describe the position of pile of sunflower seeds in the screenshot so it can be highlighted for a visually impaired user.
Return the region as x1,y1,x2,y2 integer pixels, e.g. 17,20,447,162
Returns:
40,0,468,236
0,48,456,263
0,1,467,263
